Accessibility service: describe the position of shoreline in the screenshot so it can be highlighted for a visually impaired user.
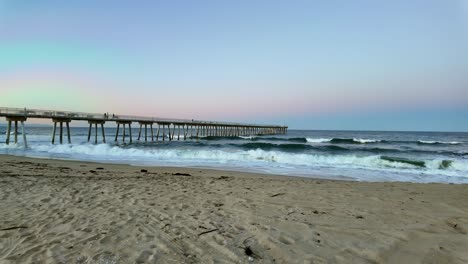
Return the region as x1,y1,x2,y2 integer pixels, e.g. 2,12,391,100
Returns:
1,153,357,183
0,153,463,184
1,154,468,263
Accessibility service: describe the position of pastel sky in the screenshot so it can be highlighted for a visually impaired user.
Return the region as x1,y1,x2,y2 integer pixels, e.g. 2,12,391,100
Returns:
1,0,467,131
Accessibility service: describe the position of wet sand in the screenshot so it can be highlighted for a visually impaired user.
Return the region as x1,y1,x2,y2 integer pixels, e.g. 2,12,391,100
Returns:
1,154,467,263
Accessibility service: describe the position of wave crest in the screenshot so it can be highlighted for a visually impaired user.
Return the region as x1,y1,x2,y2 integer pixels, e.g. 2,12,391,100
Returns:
418,140,460,145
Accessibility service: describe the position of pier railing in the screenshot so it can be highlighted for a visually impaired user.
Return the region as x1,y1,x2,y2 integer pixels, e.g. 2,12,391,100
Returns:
0,107,105,121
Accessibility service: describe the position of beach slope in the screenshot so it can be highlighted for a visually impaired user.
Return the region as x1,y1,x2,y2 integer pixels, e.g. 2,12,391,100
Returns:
0,155,467,263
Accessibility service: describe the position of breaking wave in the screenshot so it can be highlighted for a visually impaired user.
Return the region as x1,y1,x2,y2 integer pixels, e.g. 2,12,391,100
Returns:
1,143,467,182
418,140,461,145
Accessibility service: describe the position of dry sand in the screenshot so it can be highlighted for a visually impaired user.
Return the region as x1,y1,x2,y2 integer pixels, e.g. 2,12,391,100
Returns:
0,154,467,264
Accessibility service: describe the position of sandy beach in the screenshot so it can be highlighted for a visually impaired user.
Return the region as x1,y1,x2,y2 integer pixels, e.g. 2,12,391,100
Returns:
0,154,467,263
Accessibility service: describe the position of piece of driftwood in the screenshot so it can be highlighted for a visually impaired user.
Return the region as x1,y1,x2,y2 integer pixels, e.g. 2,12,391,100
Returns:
0,226,28,231
197,228,219,236
270,193,286,197
172,173,191,176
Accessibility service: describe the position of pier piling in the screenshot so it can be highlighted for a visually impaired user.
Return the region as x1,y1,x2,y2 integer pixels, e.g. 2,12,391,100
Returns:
138,124,142,141
137,121,153,142
115,123,120,142
14,121,18,143
101,123,106,143
116,121,132,143
156,124,160,141
21,121,27,148
4,117,27,147
52,118,72,144
5,120,11,144
60,122,63,144
66,122,71,143
87,120,106,144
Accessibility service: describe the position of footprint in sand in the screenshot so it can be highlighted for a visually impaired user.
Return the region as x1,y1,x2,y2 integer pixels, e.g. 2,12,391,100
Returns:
278,233,295,245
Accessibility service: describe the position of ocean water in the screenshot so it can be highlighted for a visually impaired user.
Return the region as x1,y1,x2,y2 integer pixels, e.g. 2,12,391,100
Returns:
0,125,467,183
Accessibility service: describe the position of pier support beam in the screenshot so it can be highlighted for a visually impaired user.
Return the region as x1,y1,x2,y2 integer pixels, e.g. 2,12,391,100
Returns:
137,121,154,142
5,116,27,147
115,123,120,142
102,123,106,143
52,118,71,144
87,120,106,144
116,121,132,143
156,124,160,141
14,121,18,143
169,124,174,141
138,123,142,141
167,124,170,140
66,122,71,143
177,124,181,140
21,121,27,148
145,124,148,142
5,120,11,145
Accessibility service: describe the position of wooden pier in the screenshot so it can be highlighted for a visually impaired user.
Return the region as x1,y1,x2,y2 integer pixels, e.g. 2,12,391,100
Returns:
0,107,287,146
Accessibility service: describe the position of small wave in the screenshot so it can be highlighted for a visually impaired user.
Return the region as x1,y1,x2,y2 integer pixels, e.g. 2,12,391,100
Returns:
438,160,453,169
306,138,332,143
234,142,355,152
230,142,466,157
200,136,242,140
330,138,381,144
379,157,454,170
380,156,426,168
305,138,462,146
354,138,381,143
418,140,461,145
284,137,308,143
242,136,307,143
306,138,381,144
203,135,308,143
237,142,311,151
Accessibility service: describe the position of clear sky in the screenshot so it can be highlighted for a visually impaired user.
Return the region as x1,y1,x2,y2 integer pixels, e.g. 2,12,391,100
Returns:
1,0,467,131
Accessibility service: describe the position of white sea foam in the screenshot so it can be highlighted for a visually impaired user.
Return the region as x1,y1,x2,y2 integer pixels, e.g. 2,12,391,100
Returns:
0,143,25,149
353,138,381,143
1,142,466,182
418,140,460,145
306,138,331,143
306,138,380,143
